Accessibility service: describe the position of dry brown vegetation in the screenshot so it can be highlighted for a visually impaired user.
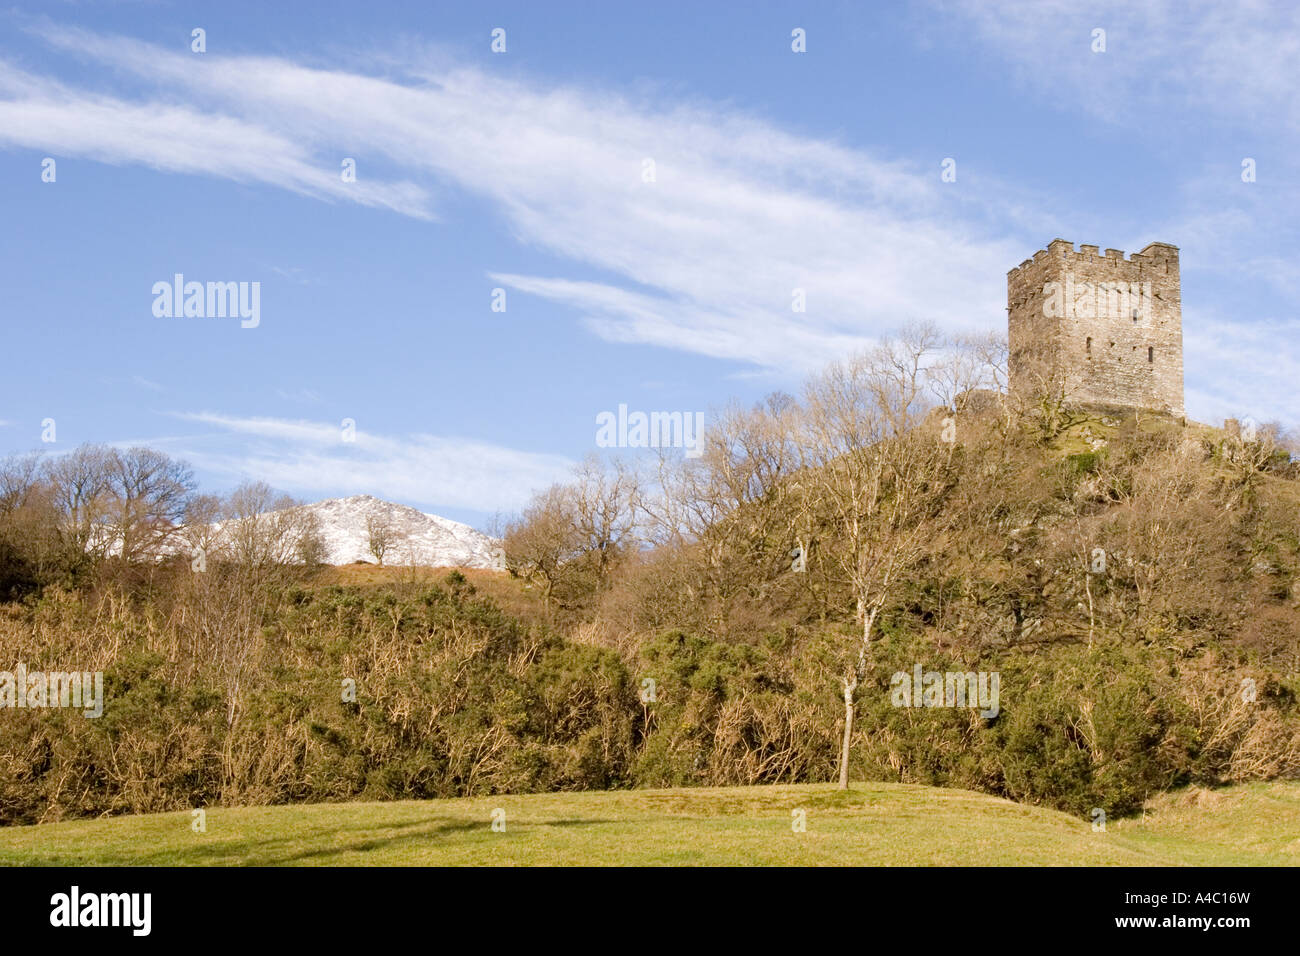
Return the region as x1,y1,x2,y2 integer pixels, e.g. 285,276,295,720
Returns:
1,327,1298,824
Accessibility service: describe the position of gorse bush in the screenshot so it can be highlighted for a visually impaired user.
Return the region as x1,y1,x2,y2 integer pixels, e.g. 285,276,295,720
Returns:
632,629,838,788
2,570,1297,825
0,576,640,823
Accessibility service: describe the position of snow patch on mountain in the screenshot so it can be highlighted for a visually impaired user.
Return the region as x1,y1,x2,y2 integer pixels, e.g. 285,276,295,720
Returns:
304,495,504,569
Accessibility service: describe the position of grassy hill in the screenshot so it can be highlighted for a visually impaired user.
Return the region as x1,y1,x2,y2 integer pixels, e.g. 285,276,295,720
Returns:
2,398,1296,833
1,780,1296,866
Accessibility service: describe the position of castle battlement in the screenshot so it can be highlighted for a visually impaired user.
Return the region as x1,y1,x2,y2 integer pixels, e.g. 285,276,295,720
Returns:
1007,240,1180,282
1007,239,1184,417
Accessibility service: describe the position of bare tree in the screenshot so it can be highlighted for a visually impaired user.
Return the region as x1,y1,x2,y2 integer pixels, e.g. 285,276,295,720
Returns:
639,394,803,581
365,511,405,567
178,492,223,569
503,484,583,607
106,447,196,562
220,481,322,577
0,452,45,513
569,455,640,583
1276,423,1300,461
1010,346,1089,443
294,514,328,567
930,330,1008,413
0,452,68,593
801,328,955,788
45,444,115,556
504,456,642,609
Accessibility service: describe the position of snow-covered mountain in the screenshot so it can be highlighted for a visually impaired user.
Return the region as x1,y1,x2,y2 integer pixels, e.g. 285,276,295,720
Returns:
90,494,505,569
302,495,504,569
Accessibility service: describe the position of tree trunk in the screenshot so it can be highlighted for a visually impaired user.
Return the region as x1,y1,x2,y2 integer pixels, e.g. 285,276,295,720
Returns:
838,605,876,789
837,675,857,789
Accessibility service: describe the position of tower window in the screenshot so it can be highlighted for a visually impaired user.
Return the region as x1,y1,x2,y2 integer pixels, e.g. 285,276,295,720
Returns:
1148,346,1154,364
1086,336,1092,356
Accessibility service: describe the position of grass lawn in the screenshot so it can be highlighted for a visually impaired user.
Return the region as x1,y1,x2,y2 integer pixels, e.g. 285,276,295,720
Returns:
0,780,1296,866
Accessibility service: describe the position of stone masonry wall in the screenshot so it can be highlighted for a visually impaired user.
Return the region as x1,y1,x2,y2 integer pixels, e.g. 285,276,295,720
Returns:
1008,239,1184,417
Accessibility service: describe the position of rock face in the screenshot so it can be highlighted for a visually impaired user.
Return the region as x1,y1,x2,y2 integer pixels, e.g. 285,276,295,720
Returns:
302,495,504,569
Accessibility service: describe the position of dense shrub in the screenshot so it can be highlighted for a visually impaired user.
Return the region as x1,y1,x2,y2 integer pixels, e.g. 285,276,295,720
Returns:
2,573,1298,824
0,576,641,824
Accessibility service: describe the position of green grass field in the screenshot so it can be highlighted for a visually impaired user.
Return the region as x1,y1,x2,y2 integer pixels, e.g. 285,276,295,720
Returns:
1,780,1297,866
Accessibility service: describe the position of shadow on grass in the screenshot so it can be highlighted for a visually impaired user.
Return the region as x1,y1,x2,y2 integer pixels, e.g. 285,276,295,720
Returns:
12,815,621,866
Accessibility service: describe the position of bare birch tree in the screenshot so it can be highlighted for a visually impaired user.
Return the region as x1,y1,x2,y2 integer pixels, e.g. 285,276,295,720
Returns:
801,325,954,788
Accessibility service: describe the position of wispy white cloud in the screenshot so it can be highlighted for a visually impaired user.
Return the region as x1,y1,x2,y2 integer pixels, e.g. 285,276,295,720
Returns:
3,23,1028,373
1183,310,1300,427
489,272,878,372
933,0,1300,130
0,57,430,218
269,265,321,285
275,387,323,405
4,15,1296,433
167,412,574,513
96,375,166,392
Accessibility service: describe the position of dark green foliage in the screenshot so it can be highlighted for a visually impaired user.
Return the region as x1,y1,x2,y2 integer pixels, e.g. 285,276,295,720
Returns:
1065,451,1100,475
2,574,1297,824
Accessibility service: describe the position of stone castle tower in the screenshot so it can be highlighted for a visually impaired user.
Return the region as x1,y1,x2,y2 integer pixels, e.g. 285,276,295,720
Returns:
1007,239,1184,417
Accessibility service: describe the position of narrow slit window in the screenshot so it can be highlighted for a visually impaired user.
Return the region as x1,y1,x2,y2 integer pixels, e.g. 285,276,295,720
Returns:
1086,336,1092,355
1147,346,1154,364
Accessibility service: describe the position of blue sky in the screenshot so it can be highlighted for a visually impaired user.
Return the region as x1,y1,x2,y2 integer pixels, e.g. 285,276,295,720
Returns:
2,1,1297,528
